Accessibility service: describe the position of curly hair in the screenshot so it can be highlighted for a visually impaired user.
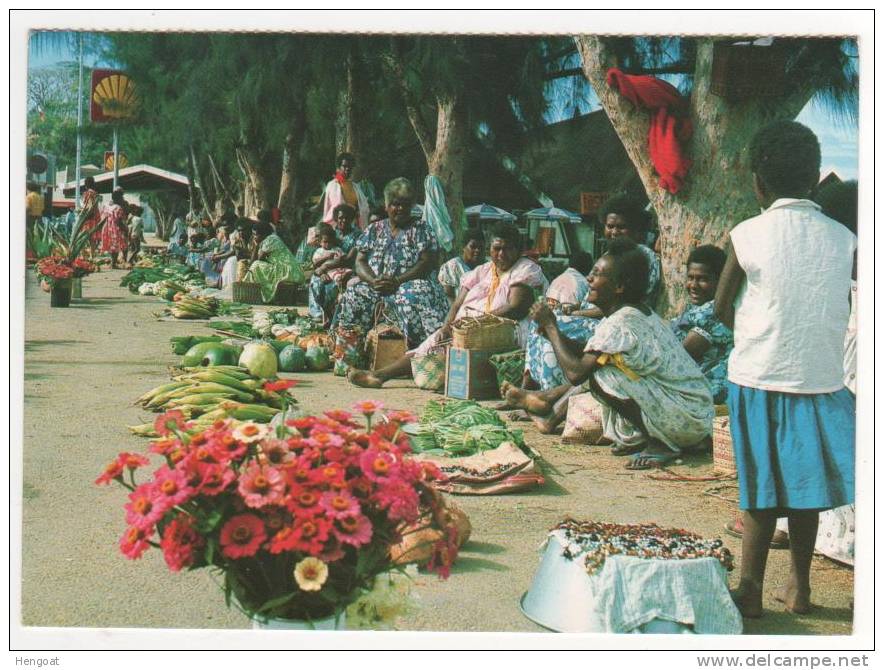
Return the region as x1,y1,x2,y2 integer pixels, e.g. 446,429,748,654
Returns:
332,203,357,223
570,250,595,276
488,221,523,250
336,152,356,167
687,245,726,278
383,177,415,206
604,237,649,303
749,120,820,197
597,194,651,233
463,227,485,246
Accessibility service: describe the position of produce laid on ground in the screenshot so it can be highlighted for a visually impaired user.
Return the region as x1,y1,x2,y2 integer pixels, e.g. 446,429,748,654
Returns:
128,365,293,437
404,399,527,457
121,264,204,295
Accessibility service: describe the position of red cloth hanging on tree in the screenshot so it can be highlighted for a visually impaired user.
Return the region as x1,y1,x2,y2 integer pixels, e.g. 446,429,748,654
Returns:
606,67,693,194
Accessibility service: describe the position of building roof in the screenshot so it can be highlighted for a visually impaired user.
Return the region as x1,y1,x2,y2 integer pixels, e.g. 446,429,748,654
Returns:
62,164,189,196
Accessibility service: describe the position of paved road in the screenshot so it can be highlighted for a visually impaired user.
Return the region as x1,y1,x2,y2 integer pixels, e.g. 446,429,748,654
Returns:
19,268,855,636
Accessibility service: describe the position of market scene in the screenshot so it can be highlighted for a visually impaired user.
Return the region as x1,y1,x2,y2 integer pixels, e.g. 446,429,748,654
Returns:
20,26,860,639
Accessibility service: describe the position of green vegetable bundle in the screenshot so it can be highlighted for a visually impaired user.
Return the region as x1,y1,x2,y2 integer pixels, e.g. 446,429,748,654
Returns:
210,321,258,338
406,399,525,457
170,335,225,355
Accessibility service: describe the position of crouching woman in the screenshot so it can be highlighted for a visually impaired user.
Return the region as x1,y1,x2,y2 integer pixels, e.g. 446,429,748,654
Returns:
506,238,713,469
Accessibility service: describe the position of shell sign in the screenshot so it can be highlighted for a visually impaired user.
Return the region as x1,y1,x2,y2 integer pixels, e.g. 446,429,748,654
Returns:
90,69,139,123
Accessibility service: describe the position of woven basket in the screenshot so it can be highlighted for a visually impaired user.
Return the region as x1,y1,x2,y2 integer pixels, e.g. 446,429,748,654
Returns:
712,415,737,476
233,281,264,305
411,351,446,391
489,349,525,391
271,281,300,306
236,260,250,282
562,393,604,445
451,314,516,351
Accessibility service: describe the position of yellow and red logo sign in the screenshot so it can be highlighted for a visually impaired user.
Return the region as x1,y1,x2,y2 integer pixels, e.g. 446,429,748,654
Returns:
91,69,139,123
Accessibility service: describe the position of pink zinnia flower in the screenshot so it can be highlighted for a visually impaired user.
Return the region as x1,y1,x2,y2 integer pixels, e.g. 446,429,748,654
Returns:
154,410,188,437
258,438,295,466
333,514,373,547
290,515,332,555
209,432,248,463
306,432,345,450
125,483,165,529
119,526,152,560
160,514,204,572
148,437,180,457
95,459,125,486
151,466,194,508
353,400,384,417
219,513,267,559
374,480,420,523
319,490,361,520
385,409,419,425
118,451,151,471
237,463,285,509
268,524,299,554
359,448,399,483
286,486,322,518
323,410,356,426
197,464,236,496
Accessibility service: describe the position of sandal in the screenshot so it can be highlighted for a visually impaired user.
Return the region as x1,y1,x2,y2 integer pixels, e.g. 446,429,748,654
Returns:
610,443,644,457
625,450,681,470
724,519,790,549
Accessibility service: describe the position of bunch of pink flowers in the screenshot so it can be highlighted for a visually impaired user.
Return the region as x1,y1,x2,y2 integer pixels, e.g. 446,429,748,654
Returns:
96,401,455,621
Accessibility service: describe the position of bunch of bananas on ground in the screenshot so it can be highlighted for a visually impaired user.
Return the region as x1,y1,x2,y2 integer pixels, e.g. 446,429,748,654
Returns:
128,365,288,437
170,294,220,319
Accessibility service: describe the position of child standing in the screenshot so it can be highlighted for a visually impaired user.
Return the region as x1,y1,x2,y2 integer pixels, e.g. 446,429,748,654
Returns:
714,121,856,618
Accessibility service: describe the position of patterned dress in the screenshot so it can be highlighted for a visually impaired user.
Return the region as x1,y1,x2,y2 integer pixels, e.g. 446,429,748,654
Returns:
525,293,601,390
582,306,713,452
243,234,306,303
638,244,662,304
670,301,733,404
99,203,128,254
309,230,360,321
335,219,449,347
437,256,472,300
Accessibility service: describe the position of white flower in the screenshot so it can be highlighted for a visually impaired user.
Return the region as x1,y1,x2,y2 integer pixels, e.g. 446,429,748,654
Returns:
232,421,270,444
294,557,329,592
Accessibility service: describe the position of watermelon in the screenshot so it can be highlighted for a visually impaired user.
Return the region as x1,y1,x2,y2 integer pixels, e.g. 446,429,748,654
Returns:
305,345,332,372
267,339,290,355
278,345,306,373
182,342,239,367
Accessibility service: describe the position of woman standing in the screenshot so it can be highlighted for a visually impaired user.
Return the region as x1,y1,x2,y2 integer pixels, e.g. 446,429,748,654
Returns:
322,152,371,233
335,177,449,348
126,204,145,266
714,121,855,618
79,176,102,254
242,219,305,303
99,188,129,269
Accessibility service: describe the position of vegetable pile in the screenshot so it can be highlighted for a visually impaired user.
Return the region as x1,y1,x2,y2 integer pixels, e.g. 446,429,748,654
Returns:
405,399,526,457
121,264,204,294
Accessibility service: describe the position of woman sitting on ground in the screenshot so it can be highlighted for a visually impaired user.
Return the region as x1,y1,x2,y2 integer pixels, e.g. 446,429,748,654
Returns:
670,244,733,404
438,228,486,303
201,224,235,288
596,194,662,308
308,204,361,325
523,251,598,390
502,238,713,470
242,215,305,303
334,177,449,348
348,221,548,389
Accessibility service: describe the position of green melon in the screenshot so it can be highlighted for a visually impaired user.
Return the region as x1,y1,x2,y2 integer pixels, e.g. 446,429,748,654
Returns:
278,344,306,373
305,345,331,372
182,342,239,367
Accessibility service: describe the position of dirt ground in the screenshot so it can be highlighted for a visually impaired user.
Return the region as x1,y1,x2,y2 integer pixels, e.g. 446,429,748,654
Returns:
20,266,855,636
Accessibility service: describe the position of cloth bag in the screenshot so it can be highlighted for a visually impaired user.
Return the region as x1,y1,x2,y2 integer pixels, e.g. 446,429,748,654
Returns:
562,392,605,444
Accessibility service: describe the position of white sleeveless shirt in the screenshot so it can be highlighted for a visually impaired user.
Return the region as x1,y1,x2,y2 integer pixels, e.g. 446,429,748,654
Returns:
728,198,856,393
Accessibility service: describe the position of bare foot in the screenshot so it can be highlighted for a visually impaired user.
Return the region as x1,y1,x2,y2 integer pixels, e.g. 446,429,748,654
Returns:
775,583,812,614
501,382,552,416
347,369,385,389
530,414,561,434
730,584,764,619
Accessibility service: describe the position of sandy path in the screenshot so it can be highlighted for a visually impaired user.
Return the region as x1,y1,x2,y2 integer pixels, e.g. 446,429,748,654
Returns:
21,268,854,635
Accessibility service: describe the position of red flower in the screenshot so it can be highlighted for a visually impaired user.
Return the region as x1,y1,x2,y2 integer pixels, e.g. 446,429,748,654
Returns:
333,514,373,548
118,452,151,471
196,463,236,496
151,466,194,508
353,400,385,416
323,410,356,426
149,437,180,456
320,490,361,520
119,526,152,560
209,433,247,463
291,515,333,555
125,483,164,529
263,379,298,392
160,514,204,572
267,524,299,554
359,448,399,483
154,410,188,437
374,480,421,523
95,459,125,485
219,514,266,559
385,409,419,425
427,525,460,579
286,486,322,518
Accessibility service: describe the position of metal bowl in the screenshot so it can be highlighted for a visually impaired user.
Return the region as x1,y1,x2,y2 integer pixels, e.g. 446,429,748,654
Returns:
520,530,694,634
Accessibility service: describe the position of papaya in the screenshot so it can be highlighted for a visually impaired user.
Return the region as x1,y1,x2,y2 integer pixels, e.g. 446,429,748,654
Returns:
182,342,239,368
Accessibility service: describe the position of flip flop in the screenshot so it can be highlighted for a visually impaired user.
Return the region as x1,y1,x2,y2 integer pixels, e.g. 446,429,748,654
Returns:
724,520,790,549
610,443,645,457
625,450,681,470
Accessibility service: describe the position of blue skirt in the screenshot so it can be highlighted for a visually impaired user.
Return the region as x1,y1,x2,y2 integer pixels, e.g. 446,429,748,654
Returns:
726,382,855,511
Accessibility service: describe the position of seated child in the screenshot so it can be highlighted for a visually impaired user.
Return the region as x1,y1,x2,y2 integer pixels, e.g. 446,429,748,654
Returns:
311,224,352,288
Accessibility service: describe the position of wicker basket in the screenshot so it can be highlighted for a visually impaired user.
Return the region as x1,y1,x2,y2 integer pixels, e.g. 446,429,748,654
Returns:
411,351,446,391
712,415,737,476
489,349,525,391
451,314,516,351
271,281,300,306
233,281,264,305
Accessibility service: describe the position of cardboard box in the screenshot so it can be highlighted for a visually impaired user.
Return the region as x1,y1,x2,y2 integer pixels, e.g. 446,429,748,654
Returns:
445,347,508,400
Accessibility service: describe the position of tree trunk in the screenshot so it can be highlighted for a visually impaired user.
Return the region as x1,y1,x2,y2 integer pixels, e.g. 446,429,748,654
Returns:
335,50,361,177
237,145,273,214
278,101,309,245
574,36,815,316
427,95,467,249
189,144,213,218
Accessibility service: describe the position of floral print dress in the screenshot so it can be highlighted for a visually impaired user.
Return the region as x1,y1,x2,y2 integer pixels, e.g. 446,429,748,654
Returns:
582,306,713,452
99,203,128,254
335,219,448,347
670,300,734,404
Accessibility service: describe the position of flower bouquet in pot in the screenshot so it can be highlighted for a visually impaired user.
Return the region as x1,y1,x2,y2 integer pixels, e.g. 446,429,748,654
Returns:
96,400,459,629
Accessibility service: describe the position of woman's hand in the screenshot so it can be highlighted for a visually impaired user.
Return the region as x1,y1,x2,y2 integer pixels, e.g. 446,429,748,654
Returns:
373,277,398,295
530,301,557,331
561,303,576,315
